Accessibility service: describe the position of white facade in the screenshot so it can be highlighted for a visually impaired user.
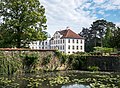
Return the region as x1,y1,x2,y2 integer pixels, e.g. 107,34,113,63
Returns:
64,39,84,54
29,28,85,54
50,32,65,53
29,38,51,49
50,31,84,54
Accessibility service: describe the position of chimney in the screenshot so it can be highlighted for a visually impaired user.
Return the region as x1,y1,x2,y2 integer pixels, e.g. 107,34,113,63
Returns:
66,26,70,30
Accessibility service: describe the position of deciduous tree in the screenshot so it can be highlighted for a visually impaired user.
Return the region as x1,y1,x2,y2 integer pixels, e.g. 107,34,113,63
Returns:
0,0,47,48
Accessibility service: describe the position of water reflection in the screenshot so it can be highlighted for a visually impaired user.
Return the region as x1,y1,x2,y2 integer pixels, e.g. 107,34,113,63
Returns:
62,84,90,88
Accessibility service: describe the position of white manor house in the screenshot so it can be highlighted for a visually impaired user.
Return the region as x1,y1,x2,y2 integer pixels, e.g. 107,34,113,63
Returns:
29,27,85,54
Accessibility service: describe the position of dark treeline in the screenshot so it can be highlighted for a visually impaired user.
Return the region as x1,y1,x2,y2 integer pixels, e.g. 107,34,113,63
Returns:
79,19,120,52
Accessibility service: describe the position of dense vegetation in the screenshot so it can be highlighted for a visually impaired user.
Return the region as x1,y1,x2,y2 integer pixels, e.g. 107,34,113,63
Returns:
0,0,47,48
0,50,119,75
79,19,120,52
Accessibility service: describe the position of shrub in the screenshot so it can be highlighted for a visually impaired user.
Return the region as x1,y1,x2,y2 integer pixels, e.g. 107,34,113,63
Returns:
94,47,114,55
55,50,68,64
117,51,120,55
87,66,100,71
42,54,52,65
24,53,38,67
0,51,22,75
60,54,68,64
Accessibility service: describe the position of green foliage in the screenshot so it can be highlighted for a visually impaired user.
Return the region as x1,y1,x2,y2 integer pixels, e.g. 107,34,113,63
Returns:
66,54,85,70
103,28,113,47
54,50,62,58
55,50,68,64
0,52,22,75
0,0,47,48
94,47,113,55
89,52,102,56
109,27,120,49
80,19,116,52
87,66,100,71
60,54,68,64
118,52,120,55
42,54,52,65
24,53,38,67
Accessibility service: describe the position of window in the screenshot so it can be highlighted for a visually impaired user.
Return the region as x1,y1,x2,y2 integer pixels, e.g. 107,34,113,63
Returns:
39,42,41,45
72,46,74,50
58,40,60,44
63,46,64,50
57,46,59,49
80,46,82,50
68,39,70,43
42,42,44,45
56,40,57,44
76,46,79,50
81,40,82,44
77,40,78,43
73,39,74,43
68,45,70,49
63,39,64,43
61,40,62,44
45,42,47,45
60,46,62,50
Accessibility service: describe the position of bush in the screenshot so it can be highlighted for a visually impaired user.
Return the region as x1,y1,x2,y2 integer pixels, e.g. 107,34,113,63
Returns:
75,52,87,56
117,51,120,55
66,54,85,70
42,54,52,65
87,66,100,71
55,50,68,64
0,51,22,75
94,47,114,55
89,52,102,56
24,53,38,67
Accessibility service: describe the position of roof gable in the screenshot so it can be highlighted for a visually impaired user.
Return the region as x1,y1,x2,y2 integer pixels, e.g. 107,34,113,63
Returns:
58,29,83,39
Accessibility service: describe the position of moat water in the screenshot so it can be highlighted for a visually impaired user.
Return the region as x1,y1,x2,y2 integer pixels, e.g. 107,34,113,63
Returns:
0,71,120,88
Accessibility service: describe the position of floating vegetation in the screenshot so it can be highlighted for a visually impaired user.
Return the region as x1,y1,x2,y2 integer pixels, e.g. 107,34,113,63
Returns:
0,71,120,88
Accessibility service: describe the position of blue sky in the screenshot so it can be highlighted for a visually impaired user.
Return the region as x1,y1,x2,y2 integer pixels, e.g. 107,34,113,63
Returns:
41,0,120,35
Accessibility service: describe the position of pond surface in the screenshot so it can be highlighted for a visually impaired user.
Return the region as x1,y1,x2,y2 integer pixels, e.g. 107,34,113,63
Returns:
0,71,120,88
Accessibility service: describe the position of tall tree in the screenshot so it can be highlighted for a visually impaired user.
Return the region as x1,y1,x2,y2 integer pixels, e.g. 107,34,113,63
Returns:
0,0,47,48
80,19,116,52
79,27,93,52
109,27,120,49
90,20,115,47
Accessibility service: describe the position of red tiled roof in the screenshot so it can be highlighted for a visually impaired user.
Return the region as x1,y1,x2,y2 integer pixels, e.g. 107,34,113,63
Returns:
58,29,83,39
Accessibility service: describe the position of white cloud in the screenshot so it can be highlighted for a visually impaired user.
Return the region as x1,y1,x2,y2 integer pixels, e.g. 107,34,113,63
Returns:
116,22,120,27
93,0,105,4
95,0,120,10
41,0,120,35
41,0,96,35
